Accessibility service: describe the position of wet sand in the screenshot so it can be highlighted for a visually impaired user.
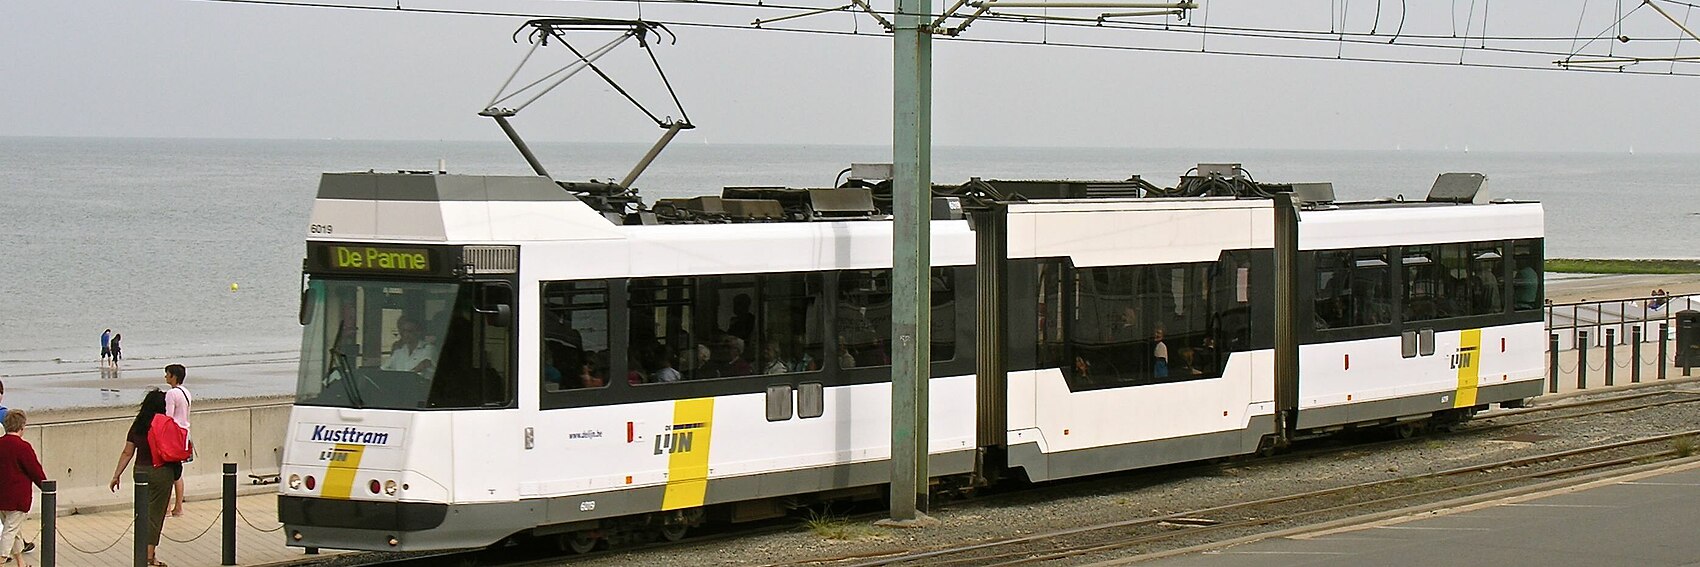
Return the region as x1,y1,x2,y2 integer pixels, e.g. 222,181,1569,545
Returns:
3,355,295,423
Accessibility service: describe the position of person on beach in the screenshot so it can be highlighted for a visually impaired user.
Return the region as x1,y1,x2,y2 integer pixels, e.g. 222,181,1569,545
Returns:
109,390,174,567
162,365,191,517
100,329,112,368
109,334,124,368
0,411,47,567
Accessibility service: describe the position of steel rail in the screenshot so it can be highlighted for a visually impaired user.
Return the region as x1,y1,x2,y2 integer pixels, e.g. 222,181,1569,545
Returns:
832,430,1700,567
302,387,1700,567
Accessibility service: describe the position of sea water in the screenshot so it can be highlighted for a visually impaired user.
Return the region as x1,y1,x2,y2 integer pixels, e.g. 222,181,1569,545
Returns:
1,137,1694,406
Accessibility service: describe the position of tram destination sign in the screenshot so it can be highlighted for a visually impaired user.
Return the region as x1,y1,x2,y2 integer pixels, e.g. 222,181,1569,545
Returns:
308,243,448,277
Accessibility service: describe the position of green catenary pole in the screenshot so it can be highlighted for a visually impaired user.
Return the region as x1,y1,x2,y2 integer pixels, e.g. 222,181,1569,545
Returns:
889,0,933,522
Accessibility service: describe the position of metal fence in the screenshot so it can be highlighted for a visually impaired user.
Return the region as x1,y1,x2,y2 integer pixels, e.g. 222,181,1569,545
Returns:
1546,292,1696,351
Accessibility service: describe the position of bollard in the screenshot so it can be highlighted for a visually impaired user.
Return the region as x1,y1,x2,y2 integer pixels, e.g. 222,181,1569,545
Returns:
1632,326,1643,383
1578,330,1590,390
223,463,237,566
1549,333,1561,394
133,469,148,567
41,480,55,567
1661,323,1670,380
1605,328,1616,386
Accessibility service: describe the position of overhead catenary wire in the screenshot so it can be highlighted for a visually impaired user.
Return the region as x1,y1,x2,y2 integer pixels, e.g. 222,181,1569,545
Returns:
187,0,1700,76
190,0,1700,44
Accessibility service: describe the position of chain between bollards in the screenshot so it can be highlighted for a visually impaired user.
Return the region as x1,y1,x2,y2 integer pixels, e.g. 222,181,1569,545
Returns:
133,468,147,567
223,463,237,566
41,479,55,567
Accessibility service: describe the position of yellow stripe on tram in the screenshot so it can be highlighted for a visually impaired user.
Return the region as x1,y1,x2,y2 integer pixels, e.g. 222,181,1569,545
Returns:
1454,329,1482,408
320,443,366,500
662,398,716,511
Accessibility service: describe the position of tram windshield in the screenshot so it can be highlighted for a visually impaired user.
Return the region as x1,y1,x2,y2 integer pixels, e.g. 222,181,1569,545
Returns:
296,277,513,410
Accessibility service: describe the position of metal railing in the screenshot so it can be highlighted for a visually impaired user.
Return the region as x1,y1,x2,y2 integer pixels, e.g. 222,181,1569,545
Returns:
1546,292,1696,350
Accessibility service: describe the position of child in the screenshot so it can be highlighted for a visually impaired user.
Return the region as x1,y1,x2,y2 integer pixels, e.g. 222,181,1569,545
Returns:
0,411,47,567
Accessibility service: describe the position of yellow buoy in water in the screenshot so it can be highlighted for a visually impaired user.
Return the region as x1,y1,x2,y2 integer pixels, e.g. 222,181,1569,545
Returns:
230,283,239,292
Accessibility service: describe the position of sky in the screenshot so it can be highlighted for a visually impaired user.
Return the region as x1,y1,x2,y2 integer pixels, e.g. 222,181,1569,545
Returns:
4,0,1700,151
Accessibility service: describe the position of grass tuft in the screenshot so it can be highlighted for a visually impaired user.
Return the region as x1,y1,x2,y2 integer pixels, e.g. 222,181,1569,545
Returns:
1545,259,1700,274
1675,435,1696,458
804,510,875,541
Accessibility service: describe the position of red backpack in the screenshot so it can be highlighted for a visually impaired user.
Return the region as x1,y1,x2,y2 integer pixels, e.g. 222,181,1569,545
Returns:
148,414,193,467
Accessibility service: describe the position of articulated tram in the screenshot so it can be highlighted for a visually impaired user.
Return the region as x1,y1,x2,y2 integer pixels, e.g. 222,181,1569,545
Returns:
277,165,1545,552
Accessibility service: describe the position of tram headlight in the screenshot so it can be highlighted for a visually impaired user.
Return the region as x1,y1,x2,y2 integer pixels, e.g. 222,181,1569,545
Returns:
384,480,398,496
287,474,302,490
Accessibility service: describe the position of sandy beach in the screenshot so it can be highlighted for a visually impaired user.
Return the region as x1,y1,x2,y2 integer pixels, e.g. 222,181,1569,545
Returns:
1544,272,1700,303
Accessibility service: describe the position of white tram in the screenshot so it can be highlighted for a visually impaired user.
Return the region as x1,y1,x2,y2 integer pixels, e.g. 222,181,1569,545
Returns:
278,167,1545,551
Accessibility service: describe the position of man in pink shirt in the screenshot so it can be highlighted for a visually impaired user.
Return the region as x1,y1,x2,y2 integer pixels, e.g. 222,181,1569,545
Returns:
163,364,191,517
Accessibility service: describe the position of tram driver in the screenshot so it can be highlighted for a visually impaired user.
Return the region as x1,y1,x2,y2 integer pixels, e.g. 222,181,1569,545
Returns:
382,315,436,375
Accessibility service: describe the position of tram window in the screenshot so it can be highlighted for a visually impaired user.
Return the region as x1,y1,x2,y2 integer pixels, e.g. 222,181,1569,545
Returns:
1470,243,1505,315
1349,250,1393,326
1438,244,1472,318
837,270,892,369
1314,251,1350,329
541,281,610,392
1210,251,1254,371
1314,249,1392,329
1402,246,1443,321
421,283,516,408
1035,260,1067,372
630,272,825,383
628,277,693,384
1512,239,1543,311
1065,260,1216,389
931,268,958,362
753,273,823,375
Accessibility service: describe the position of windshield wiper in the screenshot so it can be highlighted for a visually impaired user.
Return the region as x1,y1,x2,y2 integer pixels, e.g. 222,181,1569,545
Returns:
330,345,364,409
326,324,365,409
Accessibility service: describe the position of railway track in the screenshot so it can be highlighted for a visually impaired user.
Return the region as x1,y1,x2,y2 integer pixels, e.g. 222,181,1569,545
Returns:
818,429,1700,567
311,384,1700,567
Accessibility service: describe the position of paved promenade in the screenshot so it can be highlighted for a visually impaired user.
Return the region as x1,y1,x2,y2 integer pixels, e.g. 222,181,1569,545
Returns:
18,488,337,567
1126,460,1700,567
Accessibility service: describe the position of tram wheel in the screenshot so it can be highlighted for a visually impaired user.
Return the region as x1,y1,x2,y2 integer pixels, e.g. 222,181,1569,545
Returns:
560,532,600,554
660,523,688,542
1393,423,1420,439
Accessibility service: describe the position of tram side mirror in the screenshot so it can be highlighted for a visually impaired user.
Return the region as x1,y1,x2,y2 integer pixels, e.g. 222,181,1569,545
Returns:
474,283,513,327
476,283,513,327
472,303,512,327
298,273,315,326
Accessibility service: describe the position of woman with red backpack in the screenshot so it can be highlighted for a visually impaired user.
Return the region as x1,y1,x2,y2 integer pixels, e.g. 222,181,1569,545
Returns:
108,390,175,567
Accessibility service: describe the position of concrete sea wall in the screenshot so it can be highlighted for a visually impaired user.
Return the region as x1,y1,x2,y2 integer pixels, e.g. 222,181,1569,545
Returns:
27,401,290,513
